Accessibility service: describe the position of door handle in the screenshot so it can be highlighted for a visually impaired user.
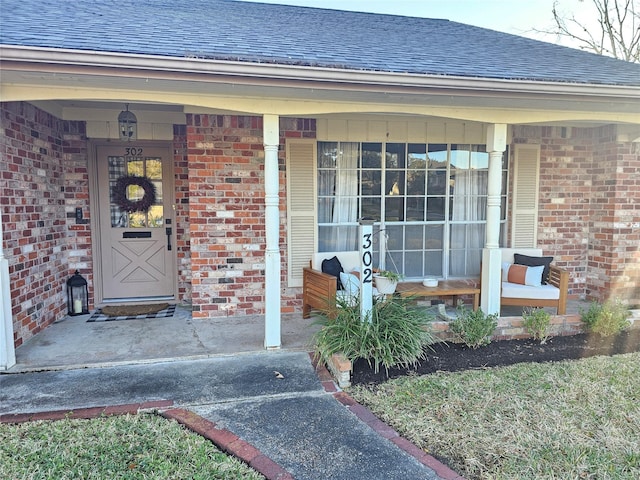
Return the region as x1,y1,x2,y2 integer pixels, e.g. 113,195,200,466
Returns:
165,227,172,251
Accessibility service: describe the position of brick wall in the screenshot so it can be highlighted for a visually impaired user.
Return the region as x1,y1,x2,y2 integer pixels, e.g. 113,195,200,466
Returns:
63,120,92,300
1,102,72,346
186,114,314,318
512,124,639,306
589,126,640,305
173,125,191,303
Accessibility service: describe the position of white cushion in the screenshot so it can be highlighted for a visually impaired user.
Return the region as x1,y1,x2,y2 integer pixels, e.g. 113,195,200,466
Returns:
501,282,560,300
339,272,360,296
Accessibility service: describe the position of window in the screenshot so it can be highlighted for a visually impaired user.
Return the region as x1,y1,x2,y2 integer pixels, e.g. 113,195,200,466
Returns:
108,155,164,228
317,142,508,279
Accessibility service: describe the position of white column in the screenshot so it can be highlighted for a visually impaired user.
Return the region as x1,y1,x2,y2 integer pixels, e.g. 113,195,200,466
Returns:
0,211,16,370
481,124,507,315
263,114,281,349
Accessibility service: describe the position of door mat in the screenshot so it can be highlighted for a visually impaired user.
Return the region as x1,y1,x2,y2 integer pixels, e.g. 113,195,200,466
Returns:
87,304,176,322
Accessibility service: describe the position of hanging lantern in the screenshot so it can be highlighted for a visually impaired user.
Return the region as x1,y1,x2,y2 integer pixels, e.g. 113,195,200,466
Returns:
66,270,89,316
117,104,137,141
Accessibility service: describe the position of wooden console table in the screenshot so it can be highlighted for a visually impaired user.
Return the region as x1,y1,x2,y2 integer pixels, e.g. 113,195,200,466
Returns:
396,280,480,311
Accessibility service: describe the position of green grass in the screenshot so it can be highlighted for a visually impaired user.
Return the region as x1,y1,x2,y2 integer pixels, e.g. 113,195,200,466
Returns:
349,352,640,480
0,413,263,480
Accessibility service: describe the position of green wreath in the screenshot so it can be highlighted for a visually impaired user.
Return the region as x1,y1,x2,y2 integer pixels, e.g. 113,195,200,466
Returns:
113,175,156,213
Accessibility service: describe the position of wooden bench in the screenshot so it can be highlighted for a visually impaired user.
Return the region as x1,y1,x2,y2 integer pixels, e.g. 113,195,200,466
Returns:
497,248,569,315
302,251,360,319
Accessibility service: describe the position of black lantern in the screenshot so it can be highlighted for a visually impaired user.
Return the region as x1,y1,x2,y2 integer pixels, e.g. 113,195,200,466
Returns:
66,270,89,316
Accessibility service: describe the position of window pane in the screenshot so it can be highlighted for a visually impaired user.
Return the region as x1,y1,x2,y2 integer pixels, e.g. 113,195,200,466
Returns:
318,142,338,168
361,198,381,221
385,198,404,221
385,143,405,168
361,143,382,168
361,170,381,196
427,170,447,195
426,197,446,221
428,144,447,167
406,197,425,221
424,250,443,277
404,251,424,277
407,169,425,195
318,225,358,251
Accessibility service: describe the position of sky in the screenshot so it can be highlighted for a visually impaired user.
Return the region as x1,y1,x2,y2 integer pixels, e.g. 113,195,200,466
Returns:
238,0,590,48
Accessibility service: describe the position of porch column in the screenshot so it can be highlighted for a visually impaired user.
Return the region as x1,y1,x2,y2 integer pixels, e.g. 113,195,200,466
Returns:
263,114,281,349
0,213,16,370
481,124,507,315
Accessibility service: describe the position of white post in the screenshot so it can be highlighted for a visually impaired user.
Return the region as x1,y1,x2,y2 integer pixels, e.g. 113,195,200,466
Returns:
359,219,375,322
263,114,281,349
0,209,16,370
481,124,507,315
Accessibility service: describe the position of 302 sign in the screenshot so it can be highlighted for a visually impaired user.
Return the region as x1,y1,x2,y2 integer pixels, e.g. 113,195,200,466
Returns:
124,147,143,156
361,232,373,283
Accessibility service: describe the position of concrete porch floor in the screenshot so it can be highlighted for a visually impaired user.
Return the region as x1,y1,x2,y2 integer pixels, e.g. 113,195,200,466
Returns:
7,307,321,373
6,299,591,373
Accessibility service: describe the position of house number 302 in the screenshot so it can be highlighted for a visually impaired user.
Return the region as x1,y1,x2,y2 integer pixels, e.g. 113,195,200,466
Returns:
125,147,143,155
361,233,373,283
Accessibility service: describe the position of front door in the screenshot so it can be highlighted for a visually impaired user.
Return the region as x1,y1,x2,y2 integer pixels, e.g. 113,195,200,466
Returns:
96,144,176,301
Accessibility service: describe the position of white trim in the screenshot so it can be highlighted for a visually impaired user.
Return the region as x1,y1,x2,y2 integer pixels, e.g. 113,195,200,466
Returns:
2,45,639,99
0,213,16,370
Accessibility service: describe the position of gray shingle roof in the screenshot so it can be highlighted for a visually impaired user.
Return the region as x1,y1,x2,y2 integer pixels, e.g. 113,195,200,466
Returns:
2,0,639,86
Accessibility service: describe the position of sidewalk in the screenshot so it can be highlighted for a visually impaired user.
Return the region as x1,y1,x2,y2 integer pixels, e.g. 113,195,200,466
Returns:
0,351,461,480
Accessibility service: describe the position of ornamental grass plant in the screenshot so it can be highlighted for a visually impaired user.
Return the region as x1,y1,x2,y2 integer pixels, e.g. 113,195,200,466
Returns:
312,295,435,374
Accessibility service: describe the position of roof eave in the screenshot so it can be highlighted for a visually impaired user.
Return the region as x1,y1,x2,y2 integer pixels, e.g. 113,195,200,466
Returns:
2,45,640,99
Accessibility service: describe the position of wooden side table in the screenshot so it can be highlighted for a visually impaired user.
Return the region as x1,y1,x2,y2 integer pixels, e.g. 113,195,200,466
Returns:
396,280,480,311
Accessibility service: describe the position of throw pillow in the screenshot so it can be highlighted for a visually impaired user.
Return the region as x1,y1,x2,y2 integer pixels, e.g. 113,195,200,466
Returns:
339,272,359,296
321,256,344,290
514,254,554,284
507,264,545,287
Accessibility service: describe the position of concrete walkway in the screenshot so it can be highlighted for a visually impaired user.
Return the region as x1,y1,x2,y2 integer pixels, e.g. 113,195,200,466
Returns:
0,351,461,480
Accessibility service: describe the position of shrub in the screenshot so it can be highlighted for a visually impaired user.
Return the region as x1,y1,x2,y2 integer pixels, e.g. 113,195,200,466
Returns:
312,295,434,374
580,299,631,336
450,307,498,349
523,307,552,344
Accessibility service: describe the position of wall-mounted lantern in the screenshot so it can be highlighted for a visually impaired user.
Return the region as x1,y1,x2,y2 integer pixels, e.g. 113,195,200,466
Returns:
117,104,137,141
66,270,89,316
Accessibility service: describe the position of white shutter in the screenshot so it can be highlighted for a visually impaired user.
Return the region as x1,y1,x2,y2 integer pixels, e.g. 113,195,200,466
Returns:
511,144,540,248
286,139,317,287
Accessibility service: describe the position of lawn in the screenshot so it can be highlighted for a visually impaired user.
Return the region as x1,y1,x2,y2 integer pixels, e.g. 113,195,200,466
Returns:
349,352,640,480
0,413,263,479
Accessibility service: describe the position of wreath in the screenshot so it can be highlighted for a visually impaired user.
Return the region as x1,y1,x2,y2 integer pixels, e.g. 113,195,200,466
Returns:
113,175,156,213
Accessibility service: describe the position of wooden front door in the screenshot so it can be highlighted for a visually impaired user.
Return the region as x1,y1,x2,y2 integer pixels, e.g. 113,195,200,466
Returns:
96,144,176,301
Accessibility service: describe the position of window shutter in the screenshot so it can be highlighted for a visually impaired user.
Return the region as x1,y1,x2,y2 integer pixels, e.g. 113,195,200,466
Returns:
511,144,540,248
286,139,317,287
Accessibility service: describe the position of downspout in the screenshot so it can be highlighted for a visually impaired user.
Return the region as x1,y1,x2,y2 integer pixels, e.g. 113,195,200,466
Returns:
0,210,16,370
263,114,281,349
481,124,507,315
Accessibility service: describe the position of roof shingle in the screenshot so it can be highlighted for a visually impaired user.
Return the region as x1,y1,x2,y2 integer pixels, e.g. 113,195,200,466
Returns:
1,0,639,86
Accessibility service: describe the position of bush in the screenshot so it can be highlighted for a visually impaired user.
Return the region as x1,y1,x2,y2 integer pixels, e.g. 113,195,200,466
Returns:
312,295,434,374
523,307,552,344
580,299,631,336
450,307,498,349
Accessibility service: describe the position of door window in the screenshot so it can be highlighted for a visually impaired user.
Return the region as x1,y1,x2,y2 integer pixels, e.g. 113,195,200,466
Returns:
109,155,164,228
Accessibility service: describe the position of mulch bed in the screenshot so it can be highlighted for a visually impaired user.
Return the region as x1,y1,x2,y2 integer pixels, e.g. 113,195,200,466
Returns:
351,328,640,386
